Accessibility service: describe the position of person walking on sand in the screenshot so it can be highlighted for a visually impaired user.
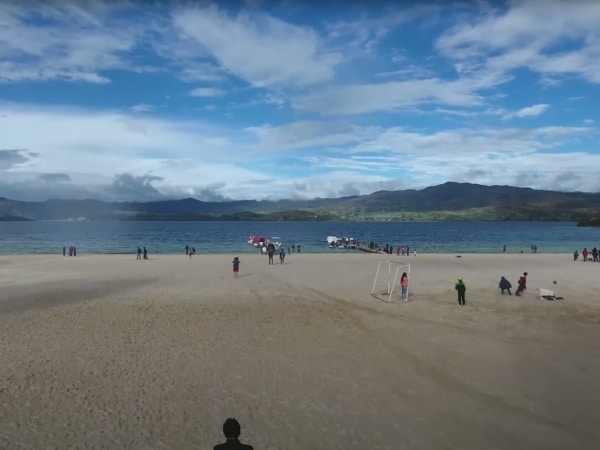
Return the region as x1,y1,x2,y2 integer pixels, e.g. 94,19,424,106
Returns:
62,246,66,256
143,246,148,260
214,418,253,450
232,257,240,278
267,243,275,265
455,277,466,306
515,272,528,296
582,247,589,262
400,272,409,301
498,276,512,295
573,249,579,261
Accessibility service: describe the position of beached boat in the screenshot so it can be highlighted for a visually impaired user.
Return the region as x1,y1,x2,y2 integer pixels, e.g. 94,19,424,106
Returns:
327,236,358,249
248,235,267,247
248,235,283,249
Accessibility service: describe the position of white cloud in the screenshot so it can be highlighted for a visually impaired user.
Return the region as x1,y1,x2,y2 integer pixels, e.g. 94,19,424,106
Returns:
1,101,600,199
436,0,600,85
0,101,274,200
0,2,150,84
129,104,153,113
292,78,482,116
299,125,600,192
504,103,549,119
172,4,342,88
246,121,374,150
190,87,225,97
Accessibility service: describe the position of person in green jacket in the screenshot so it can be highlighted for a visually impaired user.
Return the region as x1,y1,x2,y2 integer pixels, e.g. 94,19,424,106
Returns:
455,277,466,306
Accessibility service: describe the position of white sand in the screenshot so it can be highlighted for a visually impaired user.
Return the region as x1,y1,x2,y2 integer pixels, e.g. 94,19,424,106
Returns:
0,252,599,449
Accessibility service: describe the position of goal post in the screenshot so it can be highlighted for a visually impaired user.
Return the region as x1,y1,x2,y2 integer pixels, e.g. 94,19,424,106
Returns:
371,261,411,303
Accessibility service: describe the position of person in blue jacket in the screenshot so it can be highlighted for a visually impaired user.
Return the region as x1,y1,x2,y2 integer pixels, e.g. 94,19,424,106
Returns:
498,276,512,295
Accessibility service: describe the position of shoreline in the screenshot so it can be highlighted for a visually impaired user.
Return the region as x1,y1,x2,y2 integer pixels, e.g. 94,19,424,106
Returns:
0,250,577,256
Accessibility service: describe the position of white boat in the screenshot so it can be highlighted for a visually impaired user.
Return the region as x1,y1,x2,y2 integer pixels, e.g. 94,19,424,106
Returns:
327,236,357,248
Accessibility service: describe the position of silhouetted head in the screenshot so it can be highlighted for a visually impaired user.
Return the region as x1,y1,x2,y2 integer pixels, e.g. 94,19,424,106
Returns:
401,272,407,279
223,418,241,439
523,272,528,276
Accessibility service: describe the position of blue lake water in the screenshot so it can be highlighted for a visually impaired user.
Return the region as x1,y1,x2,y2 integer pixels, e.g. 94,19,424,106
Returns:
1,221,599,255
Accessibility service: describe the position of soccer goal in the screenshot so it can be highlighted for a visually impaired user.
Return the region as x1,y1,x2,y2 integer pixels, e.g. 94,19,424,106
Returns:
371,260,411,303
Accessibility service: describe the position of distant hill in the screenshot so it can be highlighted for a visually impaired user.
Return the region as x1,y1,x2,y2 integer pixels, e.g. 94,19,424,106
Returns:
2,182,600,222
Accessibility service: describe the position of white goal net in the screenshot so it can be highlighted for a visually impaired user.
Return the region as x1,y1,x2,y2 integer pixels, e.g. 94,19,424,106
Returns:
371,261,411,303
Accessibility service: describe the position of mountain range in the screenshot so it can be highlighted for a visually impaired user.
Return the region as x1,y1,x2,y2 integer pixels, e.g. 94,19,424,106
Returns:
2,182,600,222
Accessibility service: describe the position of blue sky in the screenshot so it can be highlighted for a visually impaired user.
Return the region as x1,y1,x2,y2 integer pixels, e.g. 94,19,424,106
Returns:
0,0,599,201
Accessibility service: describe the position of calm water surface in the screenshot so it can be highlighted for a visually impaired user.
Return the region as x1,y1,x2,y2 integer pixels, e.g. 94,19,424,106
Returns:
1,221,599,255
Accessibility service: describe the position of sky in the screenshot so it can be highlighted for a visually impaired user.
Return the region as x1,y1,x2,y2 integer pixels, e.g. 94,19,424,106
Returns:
0,0,599,202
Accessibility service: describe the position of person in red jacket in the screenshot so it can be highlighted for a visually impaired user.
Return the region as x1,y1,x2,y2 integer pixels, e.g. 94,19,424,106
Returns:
582,247,589,262
515,272,528,296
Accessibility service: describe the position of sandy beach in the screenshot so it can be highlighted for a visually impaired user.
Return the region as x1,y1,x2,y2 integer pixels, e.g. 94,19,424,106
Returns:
0,252,599,449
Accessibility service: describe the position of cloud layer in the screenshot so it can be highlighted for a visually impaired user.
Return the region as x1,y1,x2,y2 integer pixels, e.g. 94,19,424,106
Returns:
0,1,599,201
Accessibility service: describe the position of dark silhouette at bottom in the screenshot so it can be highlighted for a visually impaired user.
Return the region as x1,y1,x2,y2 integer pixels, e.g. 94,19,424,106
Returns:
214,418,253,450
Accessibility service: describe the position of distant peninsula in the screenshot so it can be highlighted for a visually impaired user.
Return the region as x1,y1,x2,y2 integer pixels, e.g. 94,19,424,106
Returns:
577,215,600,227
0,215,34,221
2,182,600,222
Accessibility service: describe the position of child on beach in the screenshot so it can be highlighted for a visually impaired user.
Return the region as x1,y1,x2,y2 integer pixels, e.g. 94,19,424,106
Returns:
232,257,240,278
400,272,409,301
498,276,512,295
515,272,528,296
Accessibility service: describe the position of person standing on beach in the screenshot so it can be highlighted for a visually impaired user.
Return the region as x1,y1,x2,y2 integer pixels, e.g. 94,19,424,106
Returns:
279,246,285,263
455,277,466,306
267,243,275,265
62,246,66,256
232,257,240,278
400,272,409,301
515,272,528,296
214,418,253,450
582,247,589,262
143,246,148,260
137,246,142,260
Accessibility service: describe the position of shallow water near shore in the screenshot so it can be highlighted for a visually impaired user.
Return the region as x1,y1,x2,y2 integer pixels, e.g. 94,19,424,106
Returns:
1,220,599,254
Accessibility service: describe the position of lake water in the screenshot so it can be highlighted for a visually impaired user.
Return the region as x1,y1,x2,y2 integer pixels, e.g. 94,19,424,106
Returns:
1,221,599,255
